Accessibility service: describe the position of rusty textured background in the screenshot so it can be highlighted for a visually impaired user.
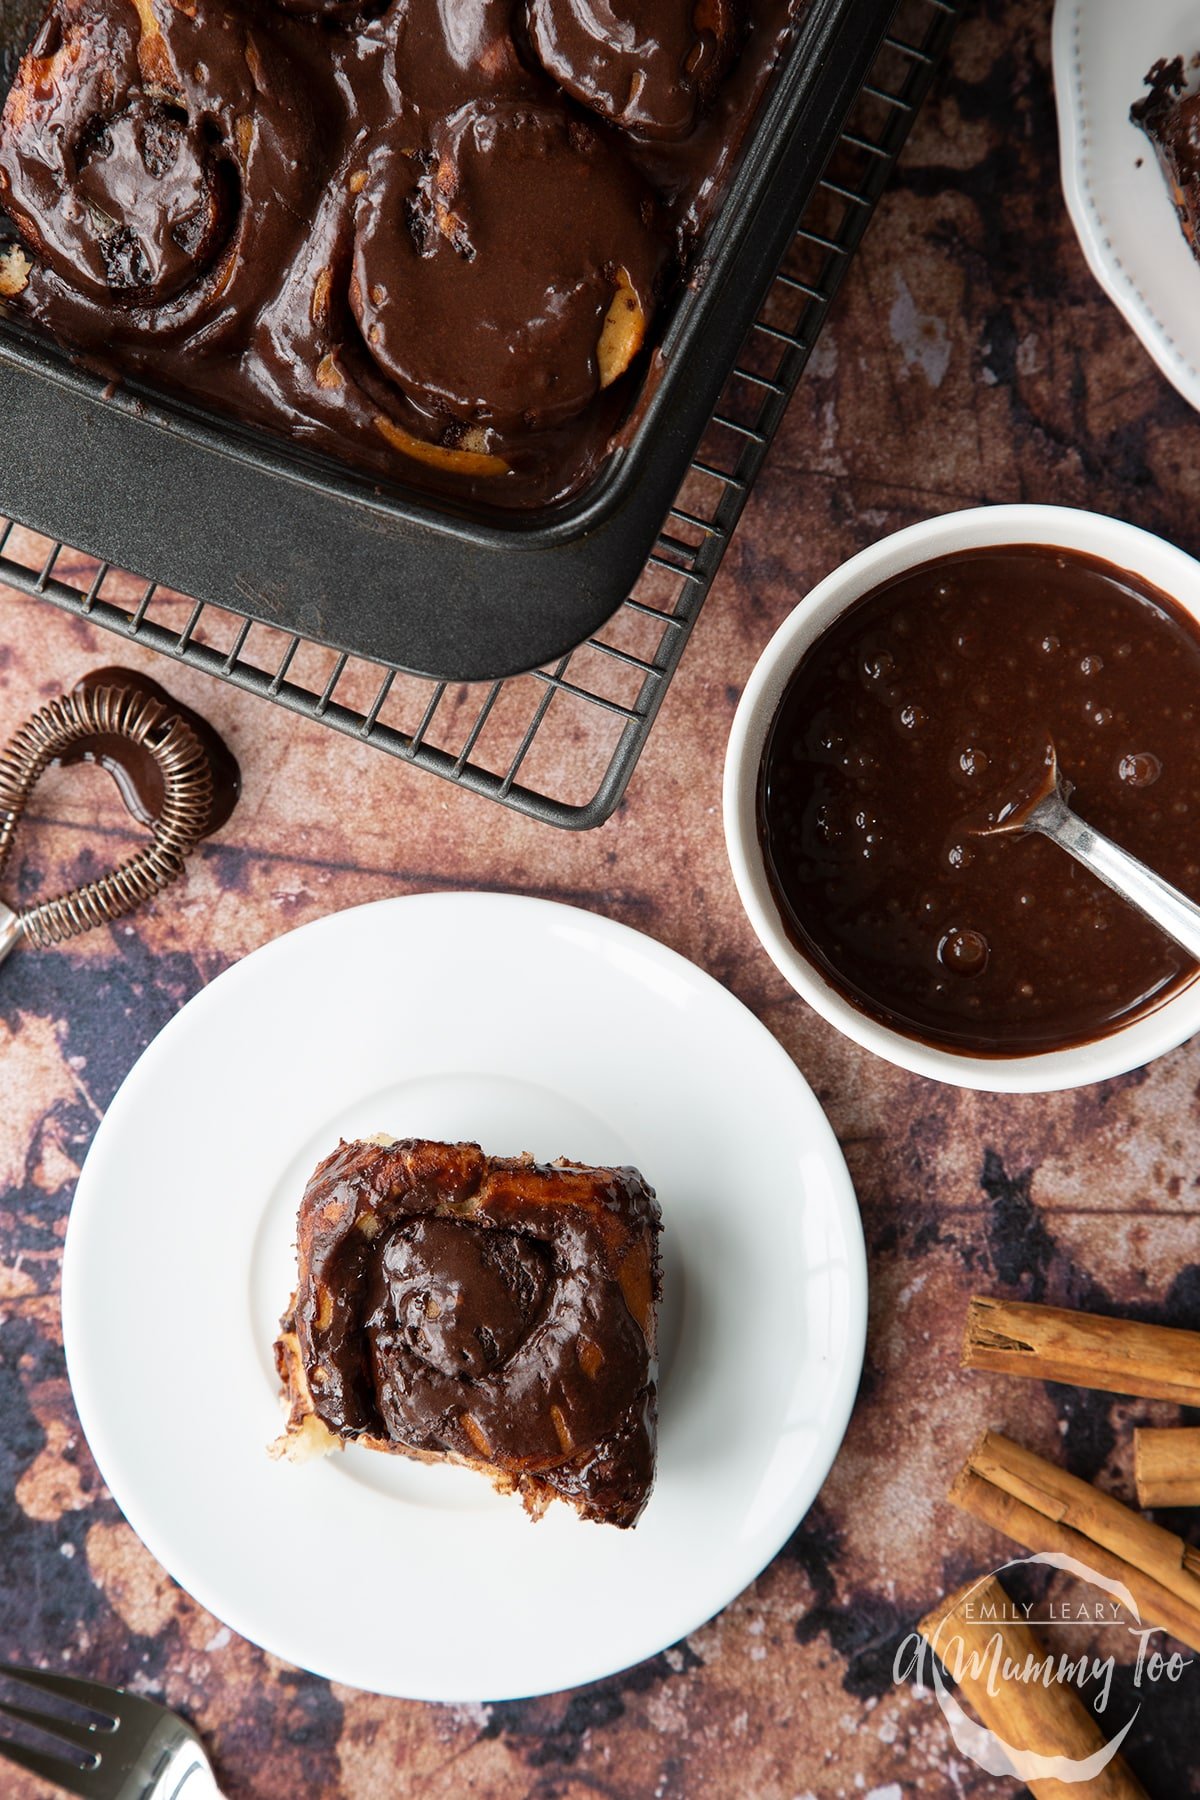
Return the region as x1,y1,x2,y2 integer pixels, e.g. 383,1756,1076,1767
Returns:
2,0,1199,1794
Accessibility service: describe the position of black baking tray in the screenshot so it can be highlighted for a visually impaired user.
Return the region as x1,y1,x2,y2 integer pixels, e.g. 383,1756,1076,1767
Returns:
0,0,898,682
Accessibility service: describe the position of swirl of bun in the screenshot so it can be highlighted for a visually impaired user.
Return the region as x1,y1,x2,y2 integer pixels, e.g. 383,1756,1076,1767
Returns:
249,135,514,482
525,0,742,141
273,1137,662,1528
350,99,665,432
0,0,315,343
249,97,667,487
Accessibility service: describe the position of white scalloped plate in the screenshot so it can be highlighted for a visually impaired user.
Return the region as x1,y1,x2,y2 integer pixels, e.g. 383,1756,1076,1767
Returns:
1055,0,1200,411
61,893,866,1701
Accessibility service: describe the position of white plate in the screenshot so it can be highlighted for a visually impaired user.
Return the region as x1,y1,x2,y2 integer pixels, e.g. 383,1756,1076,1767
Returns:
62,893,866,1702
1055,0,1200,411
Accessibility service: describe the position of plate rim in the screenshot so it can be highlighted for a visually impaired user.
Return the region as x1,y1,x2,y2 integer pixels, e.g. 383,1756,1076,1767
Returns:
1054,0,1200,413
62,891,868,1700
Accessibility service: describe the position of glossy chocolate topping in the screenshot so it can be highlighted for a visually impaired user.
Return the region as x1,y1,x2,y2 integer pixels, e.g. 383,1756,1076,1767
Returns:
68,666,240,835
526,0,741,141
758,545,1200,1055
374,1217,551,1382
352,100,664,429
0,0,318,343
278,1137,662,1527
0,0,796,509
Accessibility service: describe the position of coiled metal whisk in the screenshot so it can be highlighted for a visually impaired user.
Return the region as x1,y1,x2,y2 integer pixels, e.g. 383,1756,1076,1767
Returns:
0,683,213,963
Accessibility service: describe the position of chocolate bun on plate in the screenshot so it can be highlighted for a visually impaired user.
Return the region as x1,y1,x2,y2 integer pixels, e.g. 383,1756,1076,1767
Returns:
273,1136,663,1529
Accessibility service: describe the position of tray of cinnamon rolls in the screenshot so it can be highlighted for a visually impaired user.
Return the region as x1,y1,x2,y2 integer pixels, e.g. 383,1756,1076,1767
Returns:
0,0,901,678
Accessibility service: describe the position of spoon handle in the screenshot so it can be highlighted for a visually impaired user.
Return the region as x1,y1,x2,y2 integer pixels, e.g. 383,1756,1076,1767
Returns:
1032,794,1200,963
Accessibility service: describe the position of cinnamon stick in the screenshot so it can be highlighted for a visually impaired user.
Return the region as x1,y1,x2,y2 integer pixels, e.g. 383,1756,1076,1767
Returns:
949,1431,1200,1654
918,1574,1149,1799
963,1296,1200,1406
1134,1427,1200,1509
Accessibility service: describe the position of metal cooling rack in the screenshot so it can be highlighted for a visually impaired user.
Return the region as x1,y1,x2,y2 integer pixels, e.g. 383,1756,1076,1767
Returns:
0,0,956,830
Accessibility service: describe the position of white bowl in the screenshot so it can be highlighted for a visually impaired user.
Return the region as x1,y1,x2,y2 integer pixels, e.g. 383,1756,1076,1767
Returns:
723,504,1200,1093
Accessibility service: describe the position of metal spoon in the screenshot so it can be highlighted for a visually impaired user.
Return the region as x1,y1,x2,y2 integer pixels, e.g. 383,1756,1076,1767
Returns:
976,743,1200,961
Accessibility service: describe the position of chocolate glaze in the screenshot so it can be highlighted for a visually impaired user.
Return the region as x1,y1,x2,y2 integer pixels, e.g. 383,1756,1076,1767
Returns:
0,0,322,344
758,546,1200,1056
277,1137,662,1527
351,99,665,429
0,0,797,510
526,0,742,142
67,666,240,835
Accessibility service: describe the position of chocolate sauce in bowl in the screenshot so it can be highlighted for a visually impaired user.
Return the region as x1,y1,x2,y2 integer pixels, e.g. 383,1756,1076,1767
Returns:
757,545,1200,1055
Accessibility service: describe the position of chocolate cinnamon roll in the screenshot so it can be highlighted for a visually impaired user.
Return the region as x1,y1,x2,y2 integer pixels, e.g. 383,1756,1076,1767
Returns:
249,136,514,483
250,98,667,491
0,0,319,348
525,0,742,140
352,99,665,430
272,1137,662,1528
0,0,794,507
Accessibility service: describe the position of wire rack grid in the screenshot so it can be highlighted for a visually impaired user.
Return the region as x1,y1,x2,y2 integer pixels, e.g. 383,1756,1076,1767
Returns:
0,0,956,831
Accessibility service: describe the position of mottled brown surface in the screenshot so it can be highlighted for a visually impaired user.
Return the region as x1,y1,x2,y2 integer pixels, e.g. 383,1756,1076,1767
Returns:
1,1,1199,1795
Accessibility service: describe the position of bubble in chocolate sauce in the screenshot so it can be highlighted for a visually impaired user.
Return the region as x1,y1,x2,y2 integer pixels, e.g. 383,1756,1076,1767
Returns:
861,650,896,686
814,802,839,843
938,927,989,976
1118,751,1162,788
959,746,988,777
